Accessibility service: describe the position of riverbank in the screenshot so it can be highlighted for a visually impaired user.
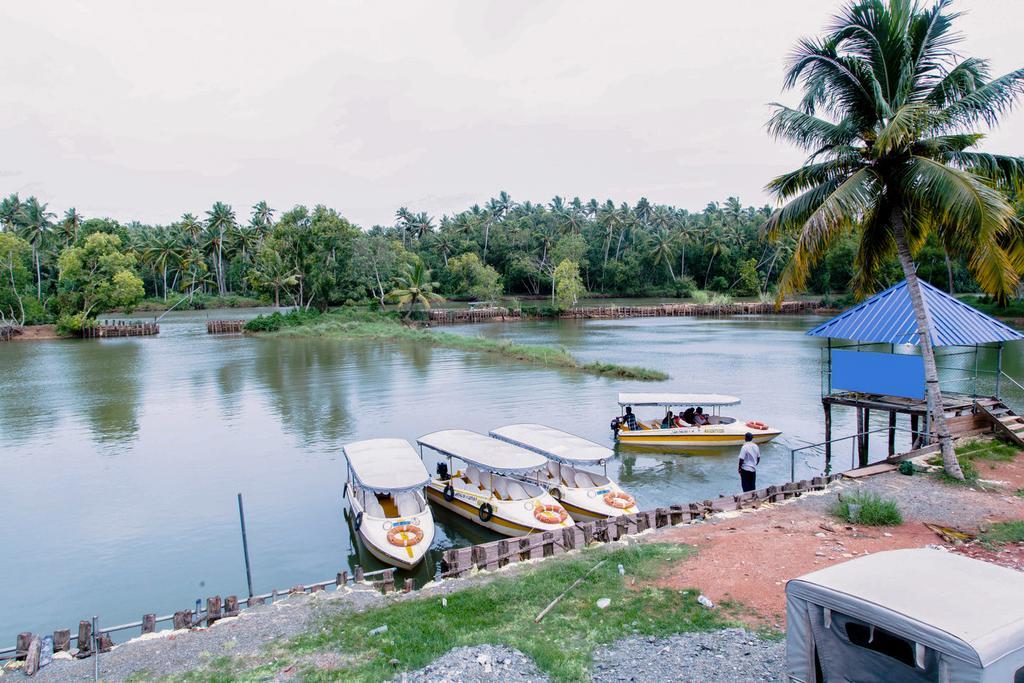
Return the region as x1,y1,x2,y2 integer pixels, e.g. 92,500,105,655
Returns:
254,309,669,381
3,324,59,341
25,439,1022,681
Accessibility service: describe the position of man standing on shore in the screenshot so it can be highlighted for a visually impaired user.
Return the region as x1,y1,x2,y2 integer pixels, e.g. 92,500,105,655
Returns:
738,432,760,492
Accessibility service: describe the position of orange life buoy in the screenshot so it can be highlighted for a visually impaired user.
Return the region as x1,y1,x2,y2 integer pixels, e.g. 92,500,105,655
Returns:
387,525,424,547
603,491,636,509
533,504,568,525
745,420,769,431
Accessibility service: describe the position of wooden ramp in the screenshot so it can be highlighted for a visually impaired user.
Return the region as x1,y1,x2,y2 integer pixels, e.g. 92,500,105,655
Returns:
974,398,1024,447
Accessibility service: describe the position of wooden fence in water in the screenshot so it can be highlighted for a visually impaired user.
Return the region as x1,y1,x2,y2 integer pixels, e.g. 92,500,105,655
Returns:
206,319,246,334
81,321,159,338
428,300,820,325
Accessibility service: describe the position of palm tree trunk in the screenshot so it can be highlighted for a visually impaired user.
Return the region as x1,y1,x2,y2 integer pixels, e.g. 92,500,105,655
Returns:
162,266,168,302
483,220,491,263
704,251,716,289
680,244,685,278
34,247,41,301
894,213,962,479
943,249,955,295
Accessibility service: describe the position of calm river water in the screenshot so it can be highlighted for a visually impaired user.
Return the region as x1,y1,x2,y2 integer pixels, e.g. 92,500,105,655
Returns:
1,309,1019,644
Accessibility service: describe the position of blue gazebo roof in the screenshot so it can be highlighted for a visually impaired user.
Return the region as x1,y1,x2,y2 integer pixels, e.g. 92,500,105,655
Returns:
807,279,1024,347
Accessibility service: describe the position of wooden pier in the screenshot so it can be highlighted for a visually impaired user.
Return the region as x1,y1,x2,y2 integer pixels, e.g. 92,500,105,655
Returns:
206,319,246,334
428,300,819,325
81,321,159,338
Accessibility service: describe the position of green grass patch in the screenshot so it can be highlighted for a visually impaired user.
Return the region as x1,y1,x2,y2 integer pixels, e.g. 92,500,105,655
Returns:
928,438,1019,485
187,543,728,682
829,491,903,526
249,308,668,381
979,520,1024,545
958,295,1024,320
1015,488,1024,499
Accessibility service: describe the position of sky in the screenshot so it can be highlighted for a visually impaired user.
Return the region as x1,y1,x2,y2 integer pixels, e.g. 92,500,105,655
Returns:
2,0,1023,228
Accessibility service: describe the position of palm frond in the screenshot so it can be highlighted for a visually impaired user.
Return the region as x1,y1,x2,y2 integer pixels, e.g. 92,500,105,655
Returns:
939,68,1024,129
850,201,894,298
943,152,1024,193
925,57,990,108
765,105,857,151
873,102,937,156
764,156,863,200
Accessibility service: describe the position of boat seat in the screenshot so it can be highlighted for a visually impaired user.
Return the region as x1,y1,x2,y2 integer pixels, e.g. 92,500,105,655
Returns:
574,471,596,489
466,466,482,489
492,478,510,500
546,461,560,481
363,495,386,519
395,491,420,517
505,481,530,500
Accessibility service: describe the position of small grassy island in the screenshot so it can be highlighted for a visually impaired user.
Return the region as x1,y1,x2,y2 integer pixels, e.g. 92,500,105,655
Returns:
244,309,669,382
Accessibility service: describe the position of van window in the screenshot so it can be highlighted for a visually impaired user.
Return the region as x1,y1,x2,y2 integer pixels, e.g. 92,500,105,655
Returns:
1015,665,1024,683
845,621,916,668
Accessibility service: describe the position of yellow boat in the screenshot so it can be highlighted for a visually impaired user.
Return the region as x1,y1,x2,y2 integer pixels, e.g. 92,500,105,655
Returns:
613,392,781,449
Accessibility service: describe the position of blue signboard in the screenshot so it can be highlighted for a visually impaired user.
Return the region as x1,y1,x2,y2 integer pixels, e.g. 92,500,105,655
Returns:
831,349,925,399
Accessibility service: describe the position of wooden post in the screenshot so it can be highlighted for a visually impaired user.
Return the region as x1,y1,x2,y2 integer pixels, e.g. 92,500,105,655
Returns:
497,539,510,567
911,413,920,448
888,411,896,457
206,596,222,626
823,400,832,473
96,633,113,653
172,611,191,630
382,569,395,593
336,571,348,587
16,632,31,660
25,637,41,676
53,629,71,652
224,596,240,616
142,614,156,634
861,408,871,467
403,578,414,593
354,565,364,582
247,596,265,607
77,621,92,656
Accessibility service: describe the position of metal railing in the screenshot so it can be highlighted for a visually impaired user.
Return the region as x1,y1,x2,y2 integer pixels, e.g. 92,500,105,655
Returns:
789,425,935,482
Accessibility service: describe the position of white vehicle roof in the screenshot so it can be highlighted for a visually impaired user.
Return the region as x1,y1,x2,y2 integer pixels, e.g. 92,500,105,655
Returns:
342,438,430,493
417,429,548,474
787,548,1024,667
490,424,613,465
618,392,741,407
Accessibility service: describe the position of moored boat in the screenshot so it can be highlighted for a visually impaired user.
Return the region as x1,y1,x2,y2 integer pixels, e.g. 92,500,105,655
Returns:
417,429,574,537
489,423,638,520
612,393,781,449
342,438,435,570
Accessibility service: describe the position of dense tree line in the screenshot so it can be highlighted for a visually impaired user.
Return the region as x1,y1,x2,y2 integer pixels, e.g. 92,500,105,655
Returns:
0,190,987,329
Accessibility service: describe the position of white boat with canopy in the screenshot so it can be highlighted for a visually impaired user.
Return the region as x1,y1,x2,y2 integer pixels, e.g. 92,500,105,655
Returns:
489,424,638,520
612,393,781,449
342,438,435,570
417,429,574,537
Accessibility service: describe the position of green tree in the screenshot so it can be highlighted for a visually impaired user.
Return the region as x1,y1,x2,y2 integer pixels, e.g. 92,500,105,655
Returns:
553,259,585,310
763,0,1024,478
205,202,236,295
648,229,677,281
16,197,55,300
55,233,144,332
248,247,300,307
733,258,761,296
388,261,444,320
444,252,504,301
0,233,33,324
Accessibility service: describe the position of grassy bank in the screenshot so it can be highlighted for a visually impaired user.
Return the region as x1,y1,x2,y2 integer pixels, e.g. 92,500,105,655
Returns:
128,294,267,312
249,309,668,381
179,543,733,682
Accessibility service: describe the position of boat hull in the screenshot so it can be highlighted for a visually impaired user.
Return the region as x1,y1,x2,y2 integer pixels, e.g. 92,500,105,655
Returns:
425,480,573,537
616,423,781,449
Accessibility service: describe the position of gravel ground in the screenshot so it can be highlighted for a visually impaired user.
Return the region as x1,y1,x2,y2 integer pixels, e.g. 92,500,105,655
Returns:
591,628,785,683
398,629,785,683
401,644,549,682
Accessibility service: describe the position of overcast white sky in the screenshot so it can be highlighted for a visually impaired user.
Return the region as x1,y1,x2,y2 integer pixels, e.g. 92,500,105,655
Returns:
2,1,1022,228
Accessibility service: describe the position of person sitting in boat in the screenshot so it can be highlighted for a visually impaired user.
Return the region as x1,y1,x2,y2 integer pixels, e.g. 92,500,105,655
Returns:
661,411,675,429
681,407,697,425
621,406,638,430
672,413,687,428
693,407,711,426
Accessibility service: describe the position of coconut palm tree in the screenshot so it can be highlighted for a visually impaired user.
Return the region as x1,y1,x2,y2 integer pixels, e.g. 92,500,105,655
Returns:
58,208,82,249
763,0,1024,478
0,194,22,232
388,261,444,320
180,213,203,244
16,197,55,300
144,228,184,301
648,229,677,281
205,202,236,295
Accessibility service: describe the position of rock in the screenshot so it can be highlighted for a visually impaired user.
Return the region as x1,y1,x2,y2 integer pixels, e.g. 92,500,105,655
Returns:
368,625,388,636
596,598,611,609
697,595,715,609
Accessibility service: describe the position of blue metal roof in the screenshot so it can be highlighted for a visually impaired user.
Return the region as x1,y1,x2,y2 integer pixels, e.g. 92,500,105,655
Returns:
807,279,1024,346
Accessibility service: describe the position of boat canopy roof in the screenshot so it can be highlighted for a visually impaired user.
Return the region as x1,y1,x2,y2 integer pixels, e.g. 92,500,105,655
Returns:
490,424,613,465
342,438,431,493
417,429,548,474
618,392,741,408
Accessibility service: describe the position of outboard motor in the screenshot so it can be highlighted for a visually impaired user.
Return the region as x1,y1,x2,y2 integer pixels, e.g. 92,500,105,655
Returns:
610,416,621,432
436,461,449,481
